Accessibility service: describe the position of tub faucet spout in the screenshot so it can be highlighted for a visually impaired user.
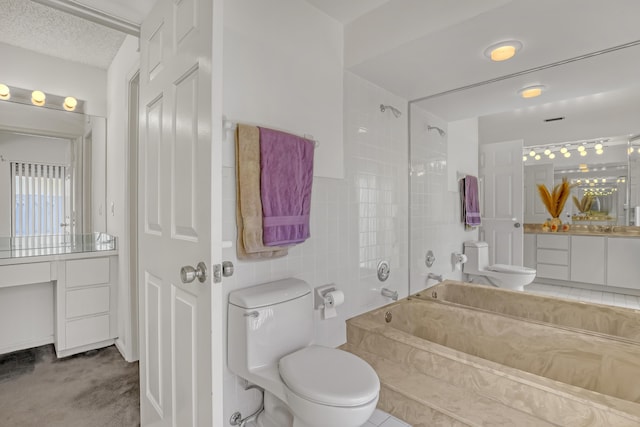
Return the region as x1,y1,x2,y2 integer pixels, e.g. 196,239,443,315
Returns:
381,287,398,301
427,273,443,282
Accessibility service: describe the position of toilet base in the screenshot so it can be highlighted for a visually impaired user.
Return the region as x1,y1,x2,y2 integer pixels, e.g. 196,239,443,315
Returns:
466,274,525,291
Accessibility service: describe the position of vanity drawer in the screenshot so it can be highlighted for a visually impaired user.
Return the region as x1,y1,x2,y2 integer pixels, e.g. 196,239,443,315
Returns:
0,262,51,288
537,234,570,250
66,286,110,319
537,249,569,265
65,314,110,349
536,263,569,280
66,258,110,288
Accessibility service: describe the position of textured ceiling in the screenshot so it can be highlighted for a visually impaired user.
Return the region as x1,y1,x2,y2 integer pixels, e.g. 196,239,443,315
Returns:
0,0,126,69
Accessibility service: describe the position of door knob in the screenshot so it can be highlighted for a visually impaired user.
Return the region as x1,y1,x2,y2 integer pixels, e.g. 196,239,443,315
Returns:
514,222,521,228
181,262,207,283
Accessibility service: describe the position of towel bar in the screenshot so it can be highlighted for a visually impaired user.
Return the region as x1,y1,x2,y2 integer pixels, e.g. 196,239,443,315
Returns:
223,118,319,148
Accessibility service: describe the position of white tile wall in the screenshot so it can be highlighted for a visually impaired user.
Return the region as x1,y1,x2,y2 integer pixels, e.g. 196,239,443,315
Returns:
221,71,409,422
409,105,478,294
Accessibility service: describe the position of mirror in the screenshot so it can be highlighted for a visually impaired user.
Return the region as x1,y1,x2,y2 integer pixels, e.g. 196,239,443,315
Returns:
0,100,106,238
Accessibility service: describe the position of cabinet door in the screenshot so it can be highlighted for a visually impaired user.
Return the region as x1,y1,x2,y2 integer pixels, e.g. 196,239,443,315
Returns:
523,234,536,269
607,238,640,289
570,236,605,285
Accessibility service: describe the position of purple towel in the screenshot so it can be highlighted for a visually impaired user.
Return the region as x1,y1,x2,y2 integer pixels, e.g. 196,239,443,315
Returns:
259,127,314,246
464,175,481,226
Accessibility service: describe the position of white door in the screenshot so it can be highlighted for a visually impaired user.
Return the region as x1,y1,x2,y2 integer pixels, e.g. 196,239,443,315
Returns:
479,140,524,266
138,0,217,425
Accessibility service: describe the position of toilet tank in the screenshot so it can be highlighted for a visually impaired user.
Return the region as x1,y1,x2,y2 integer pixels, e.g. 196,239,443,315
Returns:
463,240,490,274
228,278,313,376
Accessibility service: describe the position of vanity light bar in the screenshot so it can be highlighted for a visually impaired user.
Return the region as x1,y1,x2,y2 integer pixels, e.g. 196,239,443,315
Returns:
0,84,84,114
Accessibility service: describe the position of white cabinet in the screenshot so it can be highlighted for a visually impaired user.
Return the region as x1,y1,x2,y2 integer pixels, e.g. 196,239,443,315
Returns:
570,236,605,285
536,234,570,280
607,238,640,290
523,234,536,269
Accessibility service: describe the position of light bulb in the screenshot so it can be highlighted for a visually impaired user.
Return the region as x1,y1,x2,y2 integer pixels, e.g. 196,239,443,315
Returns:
32,90,46,106
580,151,587,157
595,143,603,150
544,149,551,155
549,153,556,159
577,145,585,152
529,150,536,157
534,154,541,160
602,179,606,183
0,84,10,100
560,147,568,154
63,96,77,111
629,147,634,154
522,156,527,162
564,152,571,158
596,149,604,155
594,179,598,183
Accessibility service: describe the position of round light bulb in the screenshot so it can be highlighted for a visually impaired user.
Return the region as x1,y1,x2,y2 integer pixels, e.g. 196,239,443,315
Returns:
596,149,604,155
594,179,598,183
602,179,606,183
32,90,46,106
0,84,10,100
534,154,541,160
549,153,556,159
595,143,603,150
560,147,568,154
544,149,551,155
564,152,571,158
529,150,536,157
63,96,77,112
629,147,634,154
580,151,587,157
577,145,585,152
522,156,527,162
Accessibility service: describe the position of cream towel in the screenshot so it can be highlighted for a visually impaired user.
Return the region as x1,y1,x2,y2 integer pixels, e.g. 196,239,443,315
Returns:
236,124,288,259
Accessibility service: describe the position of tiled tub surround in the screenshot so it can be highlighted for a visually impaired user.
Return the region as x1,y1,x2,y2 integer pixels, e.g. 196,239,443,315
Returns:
417,281,640,342
344,283,640,426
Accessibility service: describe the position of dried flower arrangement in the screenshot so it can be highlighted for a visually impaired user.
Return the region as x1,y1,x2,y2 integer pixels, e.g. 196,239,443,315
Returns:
572,194,593,214
537,177,571,221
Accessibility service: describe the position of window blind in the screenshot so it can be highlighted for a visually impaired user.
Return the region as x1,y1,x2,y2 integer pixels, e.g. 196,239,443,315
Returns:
11,162,68,236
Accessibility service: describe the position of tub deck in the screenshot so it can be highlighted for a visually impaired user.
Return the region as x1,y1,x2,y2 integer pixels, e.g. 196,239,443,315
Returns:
344,281,640,426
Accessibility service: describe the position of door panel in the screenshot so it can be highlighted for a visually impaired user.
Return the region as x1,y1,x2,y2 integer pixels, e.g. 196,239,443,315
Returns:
139,0,213,425
479,140,524,266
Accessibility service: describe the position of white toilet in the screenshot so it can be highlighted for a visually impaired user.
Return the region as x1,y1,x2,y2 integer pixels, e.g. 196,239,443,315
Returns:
462,240,536,291
228,278,380,427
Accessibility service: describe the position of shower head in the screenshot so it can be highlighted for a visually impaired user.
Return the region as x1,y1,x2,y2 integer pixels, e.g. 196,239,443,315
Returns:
380,104,402,118
427,125,446,137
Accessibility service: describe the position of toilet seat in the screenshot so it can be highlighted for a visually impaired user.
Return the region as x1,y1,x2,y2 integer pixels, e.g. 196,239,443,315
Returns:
487,264,536,275
279,346,379,407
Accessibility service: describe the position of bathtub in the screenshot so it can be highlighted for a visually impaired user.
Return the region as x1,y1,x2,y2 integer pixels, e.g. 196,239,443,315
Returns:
344,281,640,426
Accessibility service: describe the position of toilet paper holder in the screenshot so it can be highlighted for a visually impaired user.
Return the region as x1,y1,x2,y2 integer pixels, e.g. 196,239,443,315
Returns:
314,284,338,309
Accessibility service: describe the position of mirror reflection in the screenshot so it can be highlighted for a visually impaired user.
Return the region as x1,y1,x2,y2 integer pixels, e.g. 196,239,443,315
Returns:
0,100,106,238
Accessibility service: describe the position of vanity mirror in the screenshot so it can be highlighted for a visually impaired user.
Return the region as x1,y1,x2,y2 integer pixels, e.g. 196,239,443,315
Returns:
0,97,106,238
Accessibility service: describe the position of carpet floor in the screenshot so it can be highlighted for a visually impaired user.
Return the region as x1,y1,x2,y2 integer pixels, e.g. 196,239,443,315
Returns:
0,345,139,427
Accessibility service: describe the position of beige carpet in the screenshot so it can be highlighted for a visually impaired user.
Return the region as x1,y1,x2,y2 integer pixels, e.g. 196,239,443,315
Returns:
0,345,139,427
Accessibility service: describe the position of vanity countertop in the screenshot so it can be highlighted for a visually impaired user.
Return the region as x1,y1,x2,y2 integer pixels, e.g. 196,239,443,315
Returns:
0,233,117,265
524,224,640,238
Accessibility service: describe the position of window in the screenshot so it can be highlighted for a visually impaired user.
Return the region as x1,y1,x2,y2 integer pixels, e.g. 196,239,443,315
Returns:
11,162,70,236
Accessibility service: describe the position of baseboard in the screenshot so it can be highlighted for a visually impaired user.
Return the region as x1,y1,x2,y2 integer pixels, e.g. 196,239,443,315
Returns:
0,335,54,355
55,338,115,358
115,338,139,363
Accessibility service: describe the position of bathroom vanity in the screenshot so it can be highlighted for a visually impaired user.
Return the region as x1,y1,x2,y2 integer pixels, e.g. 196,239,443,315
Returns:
0,234,118,358
524,226,640,294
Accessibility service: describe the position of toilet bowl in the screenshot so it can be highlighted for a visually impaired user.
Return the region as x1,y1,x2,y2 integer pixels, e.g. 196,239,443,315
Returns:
228,278,380,427
462,240,536,291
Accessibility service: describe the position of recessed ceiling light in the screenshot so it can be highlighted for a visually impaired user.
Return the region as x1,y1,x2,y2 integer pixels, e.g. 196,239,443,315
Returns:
484,40,523,62
518,85,546,99
32,90,46,106
0,84,10,100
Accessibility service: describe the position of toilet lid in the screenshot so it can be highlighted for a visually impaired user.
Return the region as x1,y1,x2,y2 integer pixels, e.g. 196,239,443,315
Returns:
279,346,380,407
488,264,536,274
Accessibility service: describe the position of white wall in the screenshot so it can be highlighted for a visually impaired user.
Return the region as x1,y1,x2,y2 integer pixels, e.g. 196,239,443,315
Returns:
0,42,107,117
106,35,140,362
410,105,478,293
223,0,344,179
0,132,72,236
220,66,408,420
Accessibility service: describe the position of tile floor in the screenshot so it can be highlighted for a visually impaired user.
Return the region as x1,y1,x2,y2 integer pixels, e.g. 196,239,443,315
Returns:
365,408,412,427
524,282,640,310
